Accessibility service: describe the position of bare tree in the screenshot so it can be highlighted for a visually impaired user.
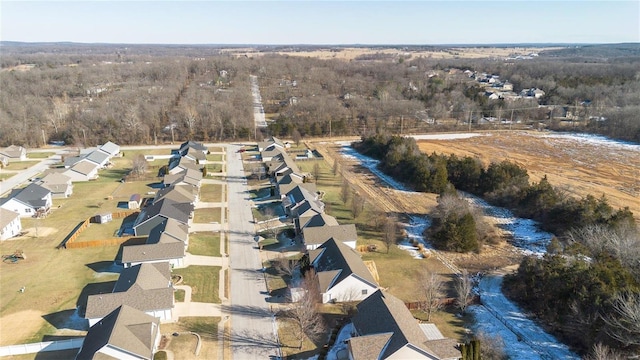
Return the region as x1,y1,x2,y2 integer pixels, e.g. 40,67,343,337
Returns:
273,254,297,279
602,291,640,347
257,207,281,241
455,269,474,314
420,270,444,321
131,154,148,178
586,343,623,360
340,177,351,204
351,191,365,219
332,159,340,176
383,215,397,254
476,331,507,360
292,129,302,146
284,270,326,349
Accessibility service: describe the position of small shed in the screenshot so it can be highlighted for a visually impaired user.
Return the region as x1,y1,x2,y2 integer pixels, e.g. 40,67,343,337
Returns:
95,213,113,224
128,194,142,209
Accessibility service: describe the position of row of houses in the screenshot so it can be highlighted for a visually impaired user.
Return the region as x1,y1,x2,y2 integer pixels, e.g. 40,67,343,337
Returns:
0,142,121,241
259,137,461,359
76,140,207,360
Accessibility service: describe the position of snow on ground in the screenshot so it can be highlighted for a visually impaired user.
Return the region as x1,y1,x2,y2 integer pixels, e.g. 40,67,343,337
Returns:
536,132,640,152
461,193,553,255
326,322,353,360
337,143,579,359
473,275,579,359
398,216,433,259
409,133,488,141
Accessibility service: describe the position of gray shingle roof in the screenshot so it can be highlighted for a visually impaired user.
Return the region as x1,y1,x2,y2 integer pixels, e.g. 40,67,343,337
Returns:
122,221,186,264
77,305,158,360
0,145,25,159
351,290,460,359
99,141,120,156
179,141,207,154
0,208,20,230
134,198,193,228
70,160,99,176
85,150,110,166
14,183,50,208
154,185,197,204
302,213,338,229
312,238,377,292
85,262,174,320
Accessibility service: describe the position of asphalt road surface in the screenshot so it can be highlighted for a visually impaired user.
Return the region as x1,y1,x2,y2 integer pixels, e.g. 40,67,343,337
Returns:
226,144,279,359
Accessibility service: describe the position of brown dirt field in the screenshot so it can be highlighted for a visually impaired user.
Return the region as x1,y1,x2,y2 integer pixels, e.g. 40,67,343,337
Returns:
415,131,640,222
0,310,45,345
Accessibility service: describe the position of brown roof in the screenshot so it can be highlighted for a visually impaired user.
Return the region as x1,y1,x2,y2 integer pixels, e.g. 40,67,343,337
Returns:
70,160,99,176
77,305,158,360
0,208,20,229
348,333,393,360
303,224,357,247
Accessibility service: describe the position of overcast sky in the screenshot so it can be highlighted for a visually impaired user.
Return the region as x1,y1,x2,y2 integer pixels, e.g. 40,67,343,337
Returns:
1,1,638,45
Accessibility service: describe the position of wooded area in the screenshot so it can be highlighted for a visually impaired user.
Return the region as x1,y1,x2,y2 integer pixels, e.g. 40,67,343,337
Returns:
1,43,639,147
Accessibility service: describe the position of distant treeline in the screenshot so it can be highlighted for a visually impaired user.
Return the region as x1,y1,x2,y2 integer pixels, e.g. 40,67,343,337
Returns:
353,134,635,236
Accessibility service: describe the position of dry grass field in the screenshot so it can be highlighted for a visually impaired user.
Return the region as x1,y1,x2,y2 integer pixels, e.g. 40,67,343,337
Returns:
415,131,640,221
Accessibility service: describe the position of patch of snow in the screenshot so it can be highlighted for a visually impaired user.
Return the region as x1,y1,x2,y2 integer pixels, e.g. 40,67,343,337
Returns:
461,193,553,255
327,322,353,360
474,275,580,359
340,145,412,192
397,215,433,259
409,133,488,140
537,132,640,152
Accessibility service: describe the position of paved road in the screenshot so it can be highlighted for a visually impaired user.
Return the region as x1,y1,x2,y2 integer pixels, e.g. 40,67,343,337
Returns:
249,75,268,129
0,152,64,197
226,144,279,359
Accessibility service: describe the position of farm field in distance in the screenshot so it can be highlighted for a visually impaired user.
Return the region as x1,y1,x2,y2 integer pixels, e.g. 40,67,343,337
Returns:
416,131,640,221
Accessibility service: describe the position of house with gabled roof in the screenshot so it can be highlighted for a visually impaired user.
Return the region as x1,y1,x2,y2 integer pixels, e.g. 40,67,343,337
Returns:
98,141,120,157
85,262,174,326
278,175,315,199
63,159,100,182
349,290,461,360
179,140,208,156
133,198,193,236
37,172,73,198
76,304,161,360
163,168,202,188
291,199,325,234
0,183,52,217
307,238,378,303
302,224,357,250
282,184,319,215
124,218,189,268
261,147,286,163
168,156,201,175
0,208,21,241
0,145,27,161
154,184,198,205
182,147,207,163
300,212,338,231
84,150,110,168
258,136,286,152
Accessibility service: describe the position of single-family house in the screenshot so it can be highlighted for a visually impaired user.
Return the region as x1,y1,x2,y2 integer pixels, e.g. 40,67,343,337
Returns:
0,155,8,168
282,185,319,215
0,208,22,241
308,238,378,303
85,262,174,326
0,183,52,217
182,147,207,163
162,168,202,188
257,136,285,152
302,224,357,250
84,150,110,168
261,147,285,163
63,160,100,182
277,175,315,198
291,200,326,234
154,184,198,205
98,141,120,158
37,172,73,198
76,305,161,360
63,155,84,168
0,145,27,161
168,157,201,175
349,290,461,360
132,198,193,236
179,141,208,157
122,220,188,268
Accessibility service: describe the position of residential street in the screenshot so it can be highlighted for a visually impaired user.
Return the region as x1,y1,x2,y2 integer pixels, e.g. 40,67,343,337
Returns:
226,144,279,359
0,153,63,197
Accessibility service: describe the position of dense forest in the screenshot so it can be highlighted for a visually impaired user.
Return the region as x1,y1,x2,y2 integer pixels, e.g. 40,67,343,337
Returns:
1,43,639,147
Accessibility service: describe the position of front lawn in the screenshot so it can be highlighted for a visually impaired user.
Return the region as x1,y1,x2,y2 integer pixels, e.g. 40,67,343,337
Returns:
199,184,223,202
188,232,221,257
193,208,221,224
174,266,221,303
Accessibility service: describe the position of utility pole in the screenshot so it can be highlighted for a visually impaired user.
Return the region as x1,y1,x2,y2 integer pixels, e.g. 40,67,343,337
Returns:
468,111,472,132
329,118,332,139
400,115,404,135
82,129,87,147
41,130,46,146
510,109,514,131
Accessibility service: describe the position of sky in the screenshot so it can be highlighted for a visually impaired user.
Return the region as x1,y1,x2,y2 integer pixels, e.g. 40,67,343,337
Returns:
1,1,639,45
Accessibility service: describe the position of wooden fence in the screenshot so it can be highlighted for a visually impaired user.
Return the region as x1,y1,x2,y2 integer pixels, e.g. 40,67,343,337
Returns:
58,210,138,249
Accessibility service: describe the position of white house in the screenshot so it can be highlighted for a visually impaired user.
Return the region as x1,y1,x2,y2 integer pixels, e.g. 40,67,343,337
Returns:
63,160,100,182
37,172,73,198
308,238,378,303
0,145,27,161
0,208,22,240
0,183,52,217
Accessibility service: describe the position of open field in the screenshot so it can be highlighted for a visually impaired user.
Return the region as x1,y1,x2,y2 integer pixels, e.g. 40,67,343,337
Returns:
415,131,640,221
227,46,561,61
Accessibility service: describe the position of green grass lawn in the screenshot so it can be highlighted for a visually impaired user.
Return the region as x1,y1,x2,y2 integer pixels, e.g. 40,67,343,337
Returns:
209,147,224,153
193,208,221,223
174,266,221,303
175,289,186,302
3,161,38,171
206,153,223,162
28,152,55,159
199,184,223,202
0,172,14,181
188,232,221,257
205,163,224,174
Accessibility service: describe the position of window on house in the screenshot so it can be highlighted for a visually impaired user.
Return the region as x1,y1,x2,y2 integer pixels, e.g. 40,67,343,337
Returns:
25,208,31,213
361,289,368,295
